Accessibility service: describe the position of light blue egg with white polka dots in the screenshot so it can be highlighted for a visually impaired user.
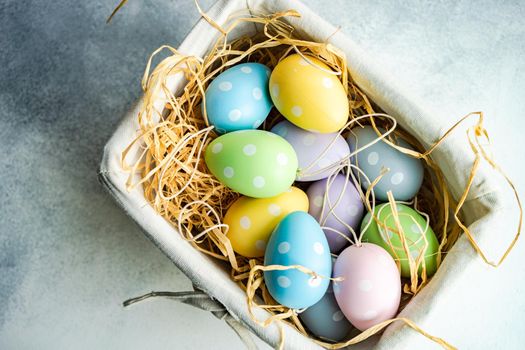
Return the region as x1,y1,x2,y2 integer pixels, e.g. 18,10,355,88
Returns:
346,126,424,201
204,63,273,134
264,211,332,309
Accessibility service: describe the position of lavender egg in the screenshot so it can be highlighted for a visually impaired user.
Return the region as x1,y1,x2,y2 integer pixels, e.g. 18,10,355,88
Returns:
271,120,350,182
307,174,364,253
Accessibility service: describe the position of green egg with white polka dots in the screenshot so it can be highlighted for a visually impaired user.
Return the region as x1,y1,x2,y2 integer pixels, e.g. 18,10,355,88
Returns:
360,203,439,278
205,130,298,198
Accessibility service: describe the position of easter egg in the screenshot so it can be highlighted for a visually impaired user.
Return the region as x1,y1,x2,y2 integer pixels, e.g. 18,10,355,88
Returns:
204,63,273,133
333,243,401,331
299,282,352,342
346,126,424,201
205,130,298,198
360,203,439,277
307,174,364,253
264,212,332,309
269,54,349,133
224,187,309,258
271,121,350,182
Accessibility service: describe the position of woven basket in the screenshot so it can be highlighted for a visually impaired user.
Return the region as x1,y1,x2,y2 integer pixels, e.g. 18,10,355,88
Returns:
99,0,517,348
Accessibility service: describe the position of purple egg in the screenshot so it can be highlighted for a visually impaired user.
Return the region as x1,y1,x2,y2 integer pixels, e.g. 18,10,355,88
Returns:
270,120,350,182
307,174,364,253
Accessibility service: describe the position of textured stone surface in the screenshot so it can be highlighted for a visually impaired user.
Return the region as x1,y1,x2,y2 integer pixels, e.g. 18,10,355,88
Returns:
0,0,524,349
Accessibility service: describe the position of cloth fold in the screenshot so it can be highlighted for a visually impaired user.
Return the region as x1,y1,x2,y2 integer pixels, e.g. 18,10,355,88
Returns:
123,289,259,350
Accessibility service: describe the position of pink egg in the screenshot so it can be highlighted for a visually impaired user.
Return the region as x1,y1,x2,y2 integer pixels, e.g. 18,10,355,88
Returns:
333,243,401,331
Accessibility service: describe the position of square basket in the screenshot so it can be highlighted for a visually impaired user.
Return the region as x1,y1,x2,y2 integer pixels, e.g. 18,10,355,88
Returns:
99,0,516,348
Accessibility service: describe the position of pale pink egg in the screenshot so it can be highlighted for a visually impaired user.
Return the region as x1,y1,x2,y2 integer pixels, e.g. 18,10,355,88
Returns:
333,243,401,331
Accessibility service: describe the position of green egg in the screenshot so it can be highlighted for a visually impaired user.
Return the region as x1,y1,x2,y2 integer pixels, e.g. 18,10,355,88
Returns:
360,203,439,277
205,130,298,198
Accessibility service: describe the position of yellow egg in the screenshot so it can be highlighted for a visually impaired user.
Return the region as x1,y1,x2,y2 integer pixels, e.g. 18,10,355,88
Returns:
224,187,309,257
269,54,349,133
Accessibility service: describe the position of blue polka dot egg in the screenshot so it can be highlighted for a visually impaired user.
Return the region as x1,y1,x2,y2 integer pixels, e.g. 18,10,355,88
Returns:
299,283,352,341
347,125,424,201
264,211,332,309
203,63,273,134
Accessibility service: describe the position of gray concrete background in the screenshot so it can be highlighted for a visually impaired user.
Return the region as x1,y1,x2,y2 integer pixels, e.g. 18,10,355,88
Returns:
1,0,524,349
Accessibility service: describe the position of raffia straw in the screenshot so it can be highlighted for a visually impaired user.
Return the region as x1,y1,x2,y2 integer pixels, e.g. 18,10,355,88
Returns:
118,5,522,349
450,112,521,267
386,191,430,294
312,316,456,350
106,0,128,23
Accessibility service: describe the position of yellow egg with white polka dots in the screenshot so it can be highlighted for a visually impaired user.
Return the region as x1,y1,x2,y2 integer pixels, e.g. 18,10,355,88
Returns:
224,187,309,258
269,54,349,133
